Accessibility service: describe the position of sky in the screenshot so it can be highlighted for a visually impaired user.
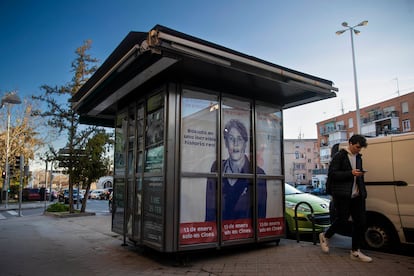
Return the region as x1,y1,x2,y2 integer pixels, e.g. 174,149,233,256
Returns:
1,0,413,144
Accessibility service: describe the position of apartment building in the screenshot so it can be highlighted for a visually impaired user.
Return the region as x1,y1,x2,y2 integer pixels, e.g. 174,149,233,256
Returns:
317,91,414,168
284,139,320,185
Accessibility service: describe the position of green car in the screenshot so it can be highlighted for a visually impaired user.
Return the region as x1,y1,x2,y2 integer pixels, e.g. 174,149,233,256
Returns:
284,183,331,236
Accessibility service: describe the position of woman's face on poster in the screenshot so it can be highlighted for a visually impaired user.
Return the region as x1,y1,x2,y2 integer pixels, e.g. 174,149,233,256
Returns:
226,127,247,161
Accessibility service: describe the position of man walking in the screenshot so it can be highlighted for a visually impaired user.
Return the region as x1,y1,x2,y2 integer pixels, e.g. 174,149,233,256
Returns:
319,134,372,262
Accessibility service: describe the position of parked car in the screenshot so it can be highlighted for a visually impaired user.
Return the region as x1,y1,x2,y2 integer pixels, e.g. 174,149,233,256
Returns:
22,188,41,201
46,189,58,201
295,184,313,193
59,188,84,204
284,183,331,236
90,189,105,199
64,190,84,204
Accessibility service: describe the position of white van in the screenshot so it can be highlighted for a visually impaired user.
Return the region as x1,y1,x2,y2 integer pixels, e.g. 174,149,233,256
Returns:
339,133,414,250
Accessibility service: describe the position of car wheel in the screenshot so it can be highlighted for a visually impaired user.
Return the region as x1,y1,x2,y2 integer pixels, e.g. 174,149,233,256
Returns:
363,218,397,251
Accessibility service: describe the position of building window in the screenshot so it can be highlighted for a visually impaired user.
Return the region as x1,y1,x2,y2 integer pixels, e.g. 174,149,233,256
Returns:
348,118,353,129
402,119,411,132
336,120,344,130
402,102,409,114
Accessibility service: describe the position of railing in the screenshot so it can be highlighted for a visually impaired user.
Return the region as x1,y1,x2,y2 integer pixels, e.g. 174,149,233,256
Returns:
294,201,317,245
312,168,328,175
363,110,400,124
320,124,347,135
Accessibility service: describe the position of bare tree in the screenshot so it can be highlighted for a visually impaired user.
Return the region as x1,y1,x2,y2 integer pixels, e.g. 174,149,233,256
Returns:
0,101,44,184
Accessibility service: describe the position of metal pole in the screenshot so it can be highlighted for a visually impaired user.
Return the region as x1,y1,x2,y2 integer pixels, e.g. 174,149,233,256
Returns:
44,161,48,211
18,154,24,216
350,29,361,134
49,162,53,202
4,104,11,208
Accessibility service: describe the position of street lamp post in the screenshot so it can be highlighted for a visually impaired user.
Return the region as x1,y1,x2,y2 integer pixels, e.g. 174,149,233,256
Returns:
336,20,368,135
1,92,22,208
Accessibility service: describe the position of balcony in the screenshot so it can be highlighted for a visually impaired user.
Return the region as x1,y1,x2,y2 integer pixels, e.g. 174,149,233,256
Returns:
320,124,347,135
313,168,328,175
362,110,399,124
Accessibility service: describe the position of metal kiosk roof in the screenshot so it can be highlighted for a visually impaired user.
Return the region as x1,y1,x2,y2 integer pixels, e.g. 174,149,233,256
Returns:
72,24,337,126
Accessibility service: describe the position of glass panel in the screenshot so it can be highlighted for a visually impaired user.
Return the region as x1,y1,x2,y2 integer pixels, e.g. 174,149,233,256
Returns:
133,177,142,240
114,112,127,177
181,89,218,173
112,112,128,235
112,178,125,234
144,145,163,173
256,105,283,175
127,108,136,176
145,93,164,173
180,90,219,246
179,177,218,245
221,181,254,241
126,179,134,237
142,176,164,246
137,104,144,174
258,180,284,238
146,108,164,147
222,98,252,173
220,97,254,240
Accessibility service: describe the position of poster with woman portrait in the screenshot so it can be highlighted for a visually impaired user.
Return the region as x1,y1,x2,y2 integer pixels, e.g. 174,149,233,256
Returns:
217,102,255,240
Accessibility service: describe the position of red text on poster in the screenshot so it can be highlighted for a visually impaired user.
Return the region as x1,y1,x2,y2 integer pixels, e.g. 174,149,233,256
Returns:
222,219,253,241
258,217,284,237
179,222,217,245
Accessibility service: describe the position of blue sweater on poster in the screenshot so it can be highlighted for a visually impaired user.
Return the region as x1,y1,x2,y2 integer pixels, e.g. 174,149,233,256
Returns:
205,156,267,221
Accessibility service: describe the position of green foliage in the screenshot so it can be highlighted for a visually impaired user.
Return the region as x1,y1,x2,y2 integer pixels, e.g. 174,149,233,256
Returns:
31,40,100,213
46,203,69,212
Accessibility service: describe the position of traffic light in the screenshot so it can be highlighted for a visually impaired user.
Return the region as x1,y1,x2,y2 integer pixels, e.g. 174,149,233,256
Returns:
1,171,5,179
15,155,21,169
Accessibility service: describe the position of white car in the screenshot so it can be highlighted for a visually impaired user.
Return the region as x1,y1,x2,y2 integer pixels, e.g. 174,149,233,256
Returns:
90,189,105,199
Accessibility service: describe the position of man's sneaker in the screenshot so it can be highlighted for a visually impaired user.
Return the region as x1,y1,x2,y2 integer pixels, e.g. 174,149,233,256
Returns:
350,250,373,263
319,232,329,253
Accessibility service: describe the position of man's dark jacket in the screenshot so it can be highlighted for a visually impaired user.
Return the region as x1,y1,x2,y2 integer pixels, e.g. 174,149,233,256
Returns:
326,149,367,199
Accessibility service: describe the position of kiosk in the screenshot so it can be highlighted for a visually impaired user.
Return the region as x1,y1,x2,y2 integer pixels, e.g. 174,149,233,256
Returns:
72,25,337,253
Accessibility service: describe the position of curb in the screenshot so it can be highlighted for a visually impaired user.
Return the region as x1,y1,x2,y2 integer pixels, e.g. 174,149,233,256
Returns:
44,211,96,218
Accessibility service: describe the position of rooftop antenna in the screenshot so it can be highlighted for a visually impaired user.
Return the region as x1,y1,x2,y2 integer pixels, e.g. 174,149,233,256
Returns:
394,78,400,96
298,128,304,139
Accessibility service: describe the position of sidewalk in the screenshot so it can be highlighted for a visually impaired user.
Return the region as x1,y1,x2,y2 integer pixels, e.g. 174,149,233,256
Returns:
0,213,413,275
0,200,51,211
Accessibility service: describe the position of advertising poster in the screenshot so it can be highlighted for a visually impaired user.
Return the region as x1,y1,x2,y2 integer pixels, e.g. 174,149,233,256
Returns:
143,177,164,246
114,113,127,176
180,91,219,245
255,106,284,237
179,93,284,244
255,109,282,175
112,179,125,235
180,94,218,174
219,101,254,240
